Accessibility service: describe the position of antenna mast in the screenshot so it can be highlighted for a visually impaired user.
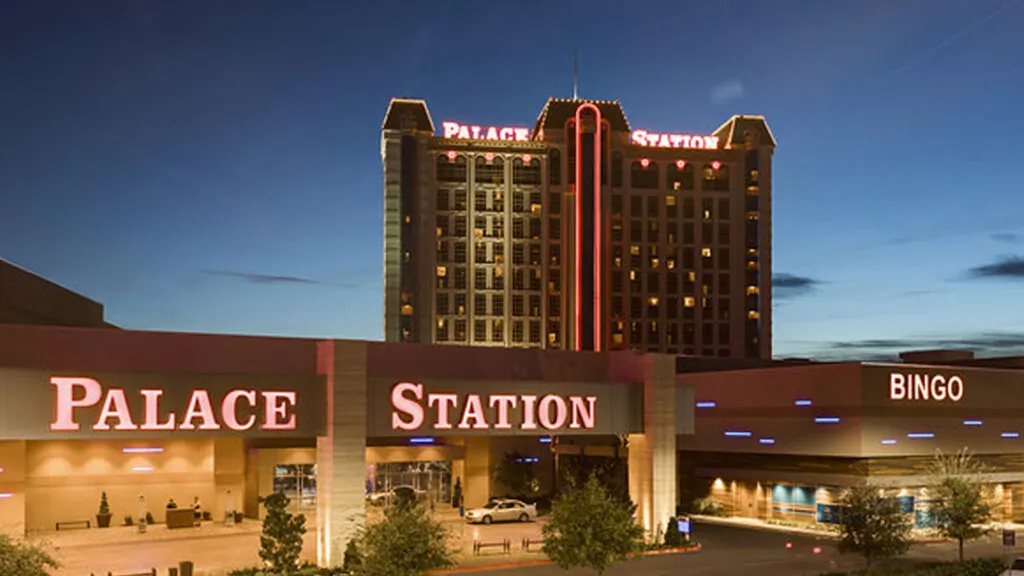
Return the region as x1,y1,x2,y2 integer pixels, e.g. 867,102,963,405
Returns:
573,46,579,99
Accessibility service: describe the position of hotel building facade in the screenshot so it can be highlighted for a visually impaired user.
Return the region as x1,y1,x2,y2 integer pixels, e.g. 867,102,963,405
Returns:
381,98,776,359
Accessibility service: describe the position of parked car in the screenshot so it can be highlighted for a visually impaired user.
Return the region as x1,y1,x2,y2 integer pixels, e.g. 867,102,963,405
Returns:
465,499,537,524
1001,557,1024,575
367,485,427,506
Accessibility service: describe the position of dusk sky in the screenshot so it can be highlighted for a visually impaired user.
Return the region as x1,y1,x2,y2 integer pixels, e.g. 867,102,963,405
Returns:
2,0,1023,360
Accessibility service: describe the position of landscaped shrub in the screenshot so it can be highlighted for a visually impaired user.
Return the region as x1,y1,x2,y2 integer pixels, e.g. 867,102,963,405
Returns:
819,556,1006,576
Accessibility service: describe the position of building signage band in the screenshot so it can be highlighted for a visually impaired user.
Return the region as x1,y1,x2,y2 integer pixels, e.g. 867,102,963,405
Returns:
390,382,597,432
888,373,964,402
441,121,530,142
630,129,719,149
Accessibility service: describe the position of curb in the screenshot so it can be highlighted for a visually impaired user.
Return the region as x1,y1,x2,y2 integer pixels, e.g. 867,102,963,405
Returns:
428,544,701,573
693,516,953,544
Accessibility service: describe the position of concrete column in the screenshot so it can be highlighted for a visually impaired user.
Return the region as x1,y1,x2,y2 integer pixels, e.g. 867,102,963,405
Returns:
213,438,245,521
626,354,677,540
0,440,27,537
462,437,492,509
316,341,368,567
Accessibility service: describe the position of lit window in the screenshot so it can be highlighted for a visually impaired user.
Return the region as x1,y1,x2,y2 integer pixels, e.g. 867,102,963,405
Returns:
745,286,758,295
747,261,758,270
630,245,640,256
530,204,542,214
437,318,446,328
687,271,696,281
404,215,412,224
401,304,414,316
436,266,447,277
436,227,442,237
666,196,676,206
612,333,624,345
651,258,660,268
684,297,696,308
667,259,676,270
703,210,712,220
629,270,637,280
403,252,411,263
747,310,760,319
649,297,659,306
701,247,712,258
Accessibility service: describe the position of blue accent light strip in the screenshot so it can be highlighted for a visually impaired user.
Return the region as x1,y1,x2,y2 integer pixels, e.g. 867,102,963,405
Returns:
409,437,435,444
881,439,898,445
695,401,717,408
907,433,935,439
814,417,840,424
963,420,983,426
1003,432,1020,439
794,400,813,407
724,431,753,438
538,437,553,444
759,438,776,445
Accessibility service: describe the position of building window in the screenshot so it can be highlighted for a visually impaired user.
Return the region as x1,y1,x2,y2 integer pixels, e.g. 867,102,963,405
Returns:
475,156,505,184
702,163,730,191
548,149,561,185
667,162,695,190
474,320,486,342
435,318,448,342
630,160,659,189
454,320,467,341
273,464,317,512
491,319,504,342
611,151,623,187
436,190,449,211
513,157,542,185
435,293,449,315
512,321,524,343
549,192,561,215
436,155,467,183
529,320,541,344
475,294,487,316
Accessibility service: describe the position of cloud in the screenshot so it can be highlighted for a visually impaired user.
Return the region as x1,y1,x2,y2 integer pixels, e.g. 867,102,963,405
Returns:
773,273,822,300
993,232,1019,243
709,80,745,105
964,256,1024,280
793,331,1024,362
198,269,357,288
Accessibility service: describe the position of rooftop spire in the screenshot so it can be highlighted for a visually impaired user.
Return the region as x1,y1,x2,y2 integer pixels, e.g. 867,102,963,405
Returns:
573,45,579,100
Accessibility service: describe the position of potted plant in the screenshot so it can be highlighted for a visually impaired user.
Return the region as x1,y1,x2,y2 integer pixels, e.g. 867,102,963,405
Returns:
97,492,112,528
233,511,244,524
124,514,133,526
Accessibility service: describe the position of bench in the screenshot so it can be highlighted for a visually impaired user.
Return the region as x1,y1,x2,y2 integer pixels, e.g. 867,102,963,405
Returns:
521,536,545,552
472,538,511,555
55,520,91,531
90,571,156,576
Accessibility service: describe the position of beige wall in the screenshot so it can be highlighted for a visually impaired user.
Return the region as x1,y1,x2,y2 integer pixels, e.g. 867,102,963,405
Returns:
23,439,218,532
0,440,27,536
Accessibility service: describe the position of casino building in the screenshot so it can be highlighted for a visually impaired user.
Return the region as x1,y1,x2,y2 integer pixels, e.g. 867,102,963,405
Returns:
381,97,776,359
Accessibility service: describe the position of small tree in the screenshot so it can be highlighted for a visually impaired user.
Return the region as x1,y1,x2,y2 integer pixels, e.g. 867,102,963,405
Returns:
836,484,912,568
493,452,538,497
258,491,306,573
343,538,362,573
351,501,454,576
542,474,645,575
0,534,59,576
929,448,993,561
664,516,684,547
98,492,110,516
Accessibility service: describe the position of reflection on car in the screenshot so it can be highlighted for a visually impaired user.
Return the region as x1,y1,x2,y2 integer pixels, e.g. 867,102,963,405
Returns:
366,485,428,506
464,499,537,524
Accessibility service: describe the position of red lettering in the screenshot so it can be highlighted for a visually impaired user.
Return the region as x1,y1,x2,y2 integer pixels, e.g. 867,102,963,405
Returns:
391,382,424,430
179,390,219,431
140,389,176,430
94,388,138,431
50,377,102,431
222,390,257,431
261,391,297,430
428,393,458,429
488,395,518,430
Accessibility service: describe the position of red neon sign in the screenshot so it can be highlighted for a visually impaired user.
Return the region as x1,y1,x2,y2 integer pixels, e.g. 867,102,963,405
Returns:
631,129,719,149
390,382,597,432
49,377,298,433
574,103,603,352
442,121,530,142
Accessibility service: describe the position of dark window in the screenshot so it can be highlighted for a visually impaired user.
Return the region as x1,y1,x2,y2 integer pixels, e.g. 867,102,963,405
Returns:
475,156,505,184
513,157,542,185
436,155,467,182
683,197,694,219
548,149,561,185
436,190,449,211
702,163,730,192
549,192,561,215
719,198,731,220
630,161,659,189
667,162,695,191
611,151,623,187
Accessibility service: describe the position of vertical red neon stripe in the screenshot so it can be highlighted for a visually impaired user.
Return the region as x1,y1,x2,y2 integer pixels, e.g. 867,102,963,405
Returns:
574,103,602,352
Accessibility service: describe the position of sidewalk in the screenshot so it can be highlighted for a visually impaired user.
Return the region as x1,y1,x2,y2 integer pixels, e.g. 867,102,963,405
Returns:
690,514,971,544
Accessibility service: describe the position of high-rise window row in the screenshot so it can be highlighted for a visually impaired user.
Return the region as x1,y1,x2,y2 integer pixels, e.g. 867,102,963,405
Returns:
383,98,775,358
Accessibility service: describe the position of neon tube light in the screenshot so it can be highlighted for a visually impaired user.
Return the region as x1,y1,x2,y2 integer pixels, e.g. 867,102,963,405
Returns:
131,466,154,472
758,438,775,445
0,493,12,499
794,400,812,407
409,437,435,444
963,420,983,426
907,433,935,439
1003,432,1020,438
695,401,717,408
724,430,752,437
573,103,602,352
538,437,553,444
881,439,898,445
122,447,164,454
814,417,840,424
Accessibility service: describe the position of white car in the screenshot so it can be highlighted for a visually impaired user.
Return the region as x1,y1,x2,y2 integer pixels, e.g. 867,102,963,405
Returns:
465,499,537,524
366,485,427,506
1001,557,1024,575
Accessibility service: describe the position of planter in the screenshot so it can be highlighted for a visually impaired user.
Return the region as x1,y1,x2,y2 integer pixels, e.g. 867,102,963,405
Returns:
233,512,244,524
96,513,112,528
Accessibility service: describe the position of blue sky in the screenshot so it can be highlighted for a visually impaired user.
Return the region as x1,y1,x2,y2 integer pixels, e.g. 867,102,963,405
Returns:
2,0,1023,360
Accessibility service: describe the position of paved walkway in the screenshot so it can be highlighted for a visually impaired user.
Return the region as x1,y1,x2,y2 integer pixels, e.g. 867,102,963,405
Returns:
33,510,546,576
691,514,1024,543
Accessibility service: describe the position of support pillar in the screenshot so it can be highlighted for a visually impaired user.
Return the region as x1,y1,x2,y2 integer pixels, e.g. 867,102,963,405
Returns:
316,341,368,567
0,440,27,537
626,354,677,540
462,437,492,509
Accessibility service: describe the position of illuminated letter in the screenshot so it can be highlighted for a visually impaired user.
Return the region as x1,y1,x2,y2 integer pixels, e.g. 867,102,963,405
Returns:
457,394,489,430
705,136,720,149
262,391,297,430
442,122,460,138
912,374,928,400
391,382,424,431
486,126,499,140
223,390,257,431
631,130,647,146
179,390,220,430
499,127,513,140
140,389,176,430
681,135,692,148
514,128,530,141
94,389,138,431
428,393,459,430
930,375,948,401
645,133,659,146
669,134,684,147
457,125,470,139
569,396,597,429
948,375,964,401
50,376,103,431
889,373,906,400
489,395,518,430
538,395,568,430
470,125,482,139
657,134,671,147
520,395,539,430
